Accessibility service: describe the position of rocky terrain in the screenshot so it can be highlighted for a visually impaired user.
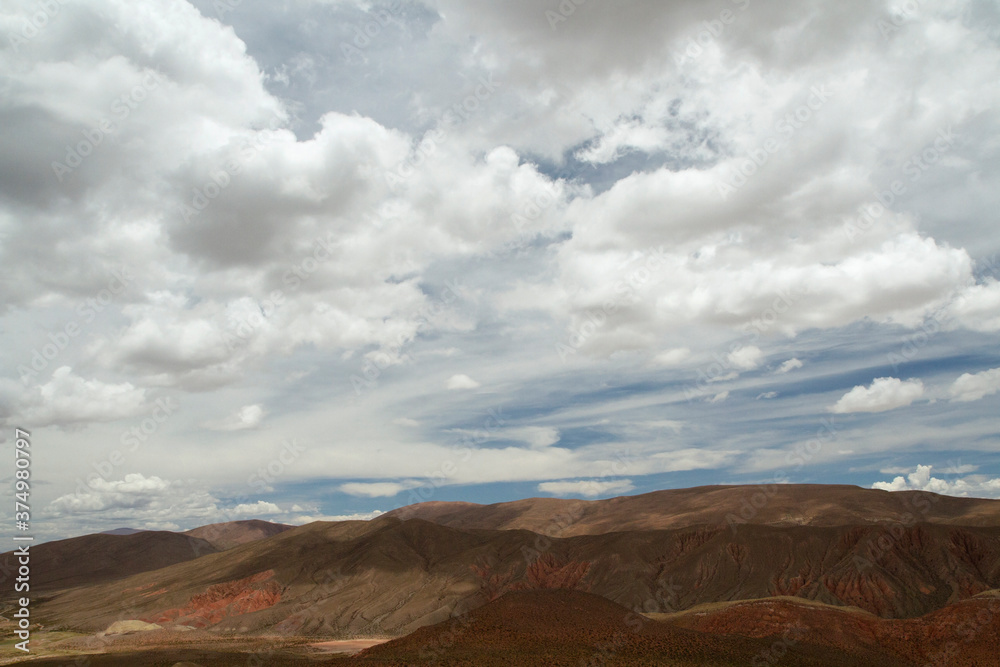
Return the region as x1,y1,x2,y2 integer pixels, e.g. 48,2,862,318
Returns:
3,485,999,666
355,588,913,666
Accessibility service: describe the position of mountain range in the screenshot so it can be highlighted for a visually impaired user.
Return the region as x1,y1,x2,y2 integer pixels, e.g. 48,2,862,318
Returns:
3,485,999,666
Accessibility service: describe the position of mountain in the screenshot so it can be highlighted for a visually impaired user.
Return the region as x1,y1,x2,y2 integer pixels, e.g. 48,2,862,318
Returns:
355,588,909,666
31,514,1000,636
654,590,1000,667
0,520,293,595
386,484,1000,534
101,528,146,536
0,531,218,592
183,519,293,550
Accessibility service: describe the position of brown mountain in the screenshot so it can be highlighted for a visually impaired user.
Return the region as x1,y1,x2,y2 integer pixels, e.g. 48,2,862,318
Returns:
387,484,1000,535
0,531,218,593
183,519,293,550
656,590,1000,667
355,588,910,666
31,514,1000,637
0,520,292,596
101,528,145,536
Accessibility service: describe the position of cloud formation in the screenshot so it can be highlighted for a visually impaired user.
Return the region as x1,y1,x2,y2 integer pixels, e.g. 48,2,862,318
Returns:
873,465,1000,499
8,367,148,429
204,404,266,431
2,0,999,539
446,374,481,390
776,358,803,374
538,479,636,498
949,368,1000,403
830,378,924,414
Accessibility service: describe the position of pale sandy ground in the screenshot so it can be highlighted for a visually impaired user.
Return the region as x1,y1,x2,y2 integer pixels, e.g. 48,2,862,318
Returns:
309,638,389,654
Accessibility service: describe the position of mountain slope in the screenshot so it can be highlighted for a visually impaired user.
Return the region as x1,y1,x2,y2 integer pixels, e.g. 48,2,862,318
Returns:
0,531,218,593
183,519,293,550
655,591,1000,666
387,484,1000,535
31,516,1000,636
356,588,910,666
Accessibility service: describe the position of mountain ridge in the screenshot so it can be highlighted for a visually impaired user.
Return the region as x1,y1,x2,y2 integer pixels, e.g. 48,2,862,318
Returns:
386,484,1000,535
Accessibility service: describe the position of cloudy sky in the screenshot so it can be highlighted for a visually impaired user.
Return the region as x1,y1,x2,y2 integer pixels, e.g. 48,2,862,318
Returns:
2,0,999,541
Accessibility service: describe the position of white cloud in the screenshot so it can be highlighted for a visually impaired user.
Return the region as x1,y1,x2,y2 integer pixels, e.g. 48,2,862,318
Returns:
205,404,265,431
651,348,691,367
776,358,804,374
872,465,1000,499
728,346,764,371
948,281,1000,333
538,479,635,498
48,473,215,518
950,367,1000,402
287,510,385,525
507,426,561,448
709,391,730,404
44,472,315,536
12,367,148,429
231,500,281,516
446,374,481,390
338,481,418,498
830,377,924,414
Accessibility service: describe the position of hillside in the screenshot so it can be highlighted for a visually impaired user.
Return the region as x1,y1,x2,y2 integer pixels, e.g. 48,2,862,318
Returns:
183,520,293,550
30,515,1000,636
355,588,909,666
386,484,1000,535
0,531,218,593
653,591,1000,666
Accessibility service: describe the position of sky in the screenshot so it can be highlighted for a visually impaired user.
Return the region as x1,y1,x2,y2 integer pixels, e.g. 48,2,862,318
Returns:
1,0,999,541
